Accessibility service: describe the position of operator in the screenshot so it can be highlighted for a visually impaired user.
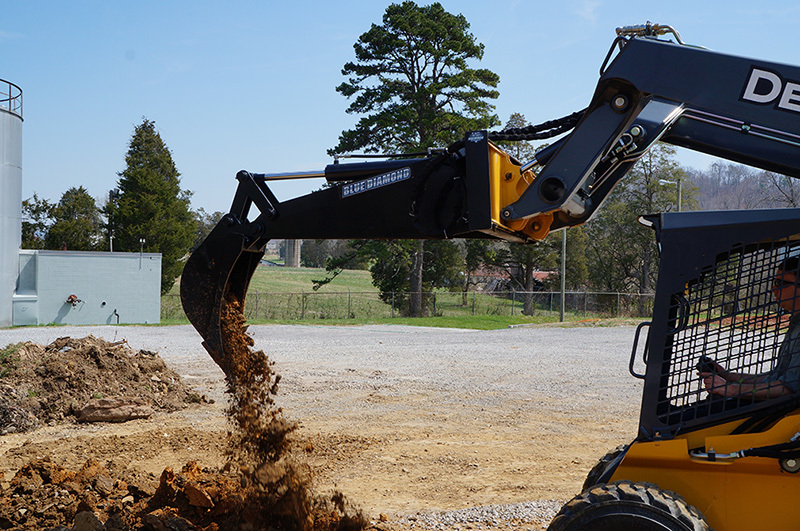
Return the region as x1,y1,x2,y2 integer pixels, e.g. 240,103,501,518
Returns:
701,257,800,401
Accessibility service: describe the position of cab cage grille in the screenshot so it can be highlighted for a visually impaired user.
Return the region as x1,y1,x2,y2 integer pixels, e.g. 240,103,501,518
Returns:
655,237,800,429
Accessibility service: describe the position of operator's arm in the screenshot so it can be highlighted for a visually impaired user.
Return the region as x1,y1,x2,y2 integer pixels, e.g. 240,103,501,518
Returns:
701,373,794,401
718,370,761,384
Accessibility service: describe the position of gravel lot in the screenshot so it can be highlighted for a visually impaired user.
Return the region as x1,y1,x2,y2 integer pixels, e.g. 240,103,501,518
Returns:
0,323,644,528
0,323,644,412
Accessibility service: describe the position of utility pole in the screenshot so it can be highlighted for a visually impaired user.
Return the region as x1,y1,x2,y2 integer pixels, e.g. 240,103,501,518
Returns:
560,229,566,322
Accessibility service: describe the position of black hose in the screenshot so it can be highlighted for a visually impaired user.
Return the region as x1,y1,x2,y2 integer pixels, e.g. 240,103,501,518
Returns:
741,436,800,459
488,109,586,142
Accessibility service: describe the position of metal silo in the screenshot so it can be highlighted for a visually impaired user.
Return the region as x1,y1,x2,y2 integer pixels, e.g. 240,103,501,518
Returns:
0,79,22,328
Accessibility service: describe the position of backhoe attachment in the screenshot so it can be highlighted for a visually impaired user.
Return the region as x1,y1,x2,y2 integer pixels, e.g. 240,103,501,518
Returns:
181,136,552,368
180,218,263,372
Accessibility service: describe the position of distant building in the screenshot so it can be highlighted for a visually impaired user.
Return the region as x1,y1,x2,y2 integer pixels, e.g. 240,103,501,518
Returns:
472,265,552,292
13,250,161,326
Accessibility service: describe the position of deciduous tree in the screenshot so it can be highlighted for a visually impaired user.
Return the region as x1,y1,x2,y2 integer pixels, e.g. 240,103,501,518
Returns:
586,143,688,300
20,193,54,250
460,239,495,305
496,113,539,162
365,239,462,315
45,186,103,251
491,238,559,315
301,240,359,269
191,208,224,253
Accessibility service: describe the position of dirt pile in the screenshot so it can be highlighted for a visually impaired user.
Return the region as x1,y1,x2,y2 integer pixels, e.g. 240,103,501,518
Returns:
0,336,206,434
0,452,369,531
0,456,158,530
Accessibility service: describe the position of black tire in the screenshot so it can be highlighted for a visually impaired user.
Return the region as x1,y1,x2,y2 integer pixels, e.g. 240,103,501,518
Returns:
582,444,628,491
548,481,711,531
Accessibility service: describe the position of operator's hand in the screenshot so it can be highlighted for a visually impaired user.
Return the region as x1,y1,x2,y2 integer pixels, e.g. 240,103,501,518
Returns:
701,373,733,397
710,360,726,374
696,355,727,376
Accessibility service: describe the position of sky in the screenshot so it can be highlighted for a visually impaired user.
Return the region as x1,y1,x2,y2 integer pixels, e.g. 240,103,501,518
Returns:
3,1,800,215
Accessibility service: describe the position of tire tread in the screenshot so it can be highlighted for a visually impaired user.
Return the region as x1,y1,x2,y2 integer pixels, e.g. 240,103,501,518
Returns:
548,480,712,531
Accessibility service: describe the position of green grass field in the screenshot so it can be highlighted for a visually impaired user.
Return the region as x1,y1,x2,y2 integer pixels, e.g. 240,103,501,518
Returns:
166,264,373,296
248,266,375,293
165,264,648,329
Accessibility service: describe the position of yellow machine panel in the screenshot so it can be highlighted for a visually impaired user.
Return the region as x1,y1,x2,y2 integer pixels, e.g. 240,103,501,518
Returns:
610,414,800,530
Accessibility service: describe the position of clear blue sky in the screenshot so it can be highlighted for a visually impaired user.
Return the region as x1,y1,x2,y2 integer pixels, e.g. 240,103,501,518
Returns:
3,1,800,215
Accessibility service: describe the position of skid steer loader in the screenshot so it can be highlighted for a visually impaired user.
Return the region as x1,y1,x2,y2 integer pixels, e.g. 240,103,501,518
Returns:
181,24,800,529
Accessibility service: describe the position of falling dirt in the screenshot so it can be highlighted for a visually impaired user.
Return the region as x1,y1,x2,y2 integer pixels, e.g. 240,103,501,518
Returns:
212,295,367,530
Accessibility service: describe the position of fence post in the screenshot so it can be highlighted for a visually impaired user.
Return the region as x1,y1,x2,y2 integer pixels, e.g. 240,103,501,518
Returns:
433,292,437,315
254,292,259,320
511,290,515,316
391,292,395,318
301,290,306,319
616,292,620,318
584,290,588,317
472,292,476,316
348,289,352,319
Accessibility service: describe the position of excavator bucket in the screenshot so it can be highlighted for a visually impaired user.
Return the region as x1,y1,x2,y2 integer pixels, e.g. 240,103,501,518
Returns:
180,220,263,372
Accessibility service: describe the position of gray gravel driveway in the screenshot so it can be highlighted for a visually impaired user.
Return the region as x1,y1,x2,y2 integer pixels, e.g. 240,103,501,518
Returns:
0,323,644,419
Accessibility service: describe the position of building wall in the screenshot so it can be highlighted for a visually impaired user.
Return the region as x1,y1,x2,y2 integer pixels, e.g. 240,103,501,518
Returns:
12,250,161,326
0,106,23,327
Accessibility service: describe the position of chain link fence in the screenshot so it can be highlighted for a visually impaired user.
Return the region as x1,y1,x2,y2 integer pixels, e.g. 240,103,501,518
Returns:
162,291,654,322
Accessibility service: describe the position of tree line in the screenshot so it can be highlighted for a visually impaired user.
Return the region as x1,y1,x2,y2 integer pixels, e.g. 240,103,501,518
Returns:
21,1,796,314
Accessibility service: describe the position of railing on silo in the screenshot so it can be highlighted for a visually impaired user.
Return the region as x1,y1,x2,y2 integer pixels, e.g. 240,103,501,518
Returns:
0,78,22,118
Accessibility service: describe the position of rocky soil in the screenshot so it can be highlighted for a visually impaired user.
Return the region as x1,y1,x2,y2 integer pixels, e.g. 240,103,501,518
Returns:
0,336,224,529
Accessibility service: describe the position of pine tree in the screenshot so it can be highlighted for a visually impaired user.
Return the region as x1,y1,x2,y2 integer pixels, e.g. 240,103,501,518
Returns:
331,1,499,155
330,1,499,316
105,118,196,294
